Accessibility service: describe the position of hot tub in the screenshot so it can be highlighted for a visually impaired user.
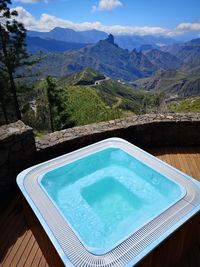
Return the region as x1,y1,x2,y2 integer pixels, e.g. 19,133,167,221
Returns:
17,138,200,267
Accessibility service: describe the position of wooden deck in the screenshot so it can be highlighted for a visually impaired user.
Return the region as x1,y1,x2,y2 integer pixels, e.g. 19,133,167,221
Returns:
0,147,200,267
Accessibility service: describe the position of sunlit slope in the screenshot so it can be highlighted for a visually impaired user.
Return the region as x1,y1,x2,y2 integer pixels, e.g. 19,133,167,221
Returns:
167,96,200,113
61,86,123,125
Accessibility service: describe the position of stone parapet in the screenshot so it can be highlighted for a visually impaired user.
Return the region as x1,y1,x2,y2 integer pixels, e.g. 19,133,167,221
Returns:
36,113,200,161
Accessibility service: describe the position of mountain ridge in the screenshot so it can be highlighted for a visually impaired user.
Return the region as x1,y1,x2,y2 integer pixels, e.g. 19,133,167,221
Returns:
28,27,108,44
133,69,200,98
28,27,176,50
33,34,154,81
144,49,182,69
30,34,200,98
161,38,200,70
26,36,88,53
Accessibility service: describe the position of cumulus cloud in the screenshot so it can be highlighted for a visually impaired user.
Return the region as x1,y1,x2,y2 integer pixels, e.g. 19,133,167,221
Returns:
13,0,48,3
13,6,200,37
92,0,122,12
13,6,38,28
176,21,200,32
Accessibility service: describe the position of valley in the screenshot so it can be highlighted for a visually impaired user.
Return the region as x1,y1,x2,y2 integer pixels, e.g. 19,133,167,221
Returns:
22,68,162,134
1,26,200,133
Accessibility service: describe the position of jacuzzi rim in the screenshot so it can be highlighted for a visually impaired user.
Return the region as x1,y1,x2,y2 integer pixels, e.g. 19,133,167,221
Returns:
17,137,200,267
37,147,187,255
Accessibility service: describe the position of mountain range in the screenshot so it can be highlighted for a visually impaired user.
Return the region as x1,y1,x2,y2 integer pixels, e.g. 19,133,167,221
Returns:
28,28,108,44
133,38,200,98
32,34,158,80
27,27,176,52
28,27,200,99
26,36,88,53
133,69,200,99
161,38,200,72
32,34,200,81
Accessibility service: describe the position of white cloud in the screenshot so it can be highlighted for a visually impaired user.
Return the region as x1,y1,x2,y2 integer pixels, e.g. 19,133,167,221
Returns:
13,0,48,3
176,21,200,32
13,6,200,37
13,6,38,28
92,0,122,12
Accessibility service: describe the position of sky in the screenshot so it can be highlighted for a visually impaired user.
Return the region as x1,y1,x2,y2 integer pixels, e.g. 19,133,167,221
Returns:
10,0,200,39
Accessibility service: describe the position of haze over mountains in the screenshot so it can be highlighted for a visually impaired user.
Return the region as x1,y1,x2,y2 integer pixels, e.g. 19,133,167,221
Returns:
28,28,108,45
134,39,200,99
27,27,200,99
161,38,200,73
26,36,88,53
27,27,176,52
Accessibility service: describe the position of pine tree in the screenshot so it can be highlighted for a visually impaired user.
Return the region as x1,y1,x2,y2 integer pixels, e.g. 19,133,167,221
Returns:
0,71,9,124
0,0,29,120
46,76,55,132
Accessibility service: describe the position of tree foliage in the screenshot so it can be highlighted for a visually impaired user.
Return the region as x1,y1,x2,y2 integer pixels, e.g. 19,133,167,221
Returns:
0,70,9,123
0,0,28,120
45,76,56,132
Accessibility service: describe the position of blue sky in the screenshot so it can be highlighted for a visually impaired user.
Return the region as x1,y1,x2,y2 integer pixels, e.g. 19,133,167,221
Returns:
11,0,200,38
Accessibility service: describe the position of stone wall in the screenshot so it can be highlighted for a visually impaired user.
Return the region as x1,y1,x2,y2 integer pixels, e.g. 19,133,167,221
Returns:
0,121,36,211
36,113,200,161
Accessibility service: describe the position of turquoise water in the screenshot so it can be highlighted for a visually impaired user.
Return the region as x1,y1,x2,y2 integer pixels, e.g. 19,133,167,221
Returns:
41,148,184,254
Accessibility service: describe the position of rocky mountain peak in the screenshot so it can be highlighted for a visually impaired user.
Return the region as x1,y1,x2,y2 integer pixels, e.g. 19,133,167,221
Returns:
106,34,115,44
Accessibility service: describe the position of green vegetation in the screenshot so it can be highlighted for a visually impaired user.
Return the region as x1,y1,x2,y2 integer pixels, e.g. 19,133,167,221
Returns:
58,67,105,86
45,76,56,132
33,130,49,138
167,97,200,113
17,69,163,134
0,0,29,120
96,79,162,114
0,32,169,135
59,86,122,126
0,0,40,123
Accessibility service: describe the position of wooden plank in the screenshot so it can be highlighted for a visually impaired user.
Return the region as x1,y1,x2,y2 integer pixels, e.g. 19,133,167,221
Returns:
187,152,200,179
181,148,198,178
22,197,64,267
176,147,200,180
30,247,44,267
38,256,48,267
188,149,200,180
0,204,25,244
0,213,26,259
14,231,35,267
2,229,29,267
9,229,33,267
23,241,38,267
163,147,174,165
173,148,188,177
154,147,200,181
0,220,26,263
